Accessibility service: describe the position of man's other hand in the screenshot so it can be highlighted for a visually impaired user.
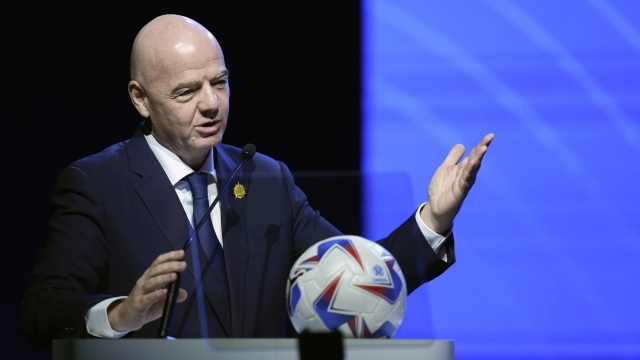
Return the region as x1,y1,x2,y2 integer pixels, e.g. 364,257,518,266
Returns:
107,250,188,332
421,133,495,234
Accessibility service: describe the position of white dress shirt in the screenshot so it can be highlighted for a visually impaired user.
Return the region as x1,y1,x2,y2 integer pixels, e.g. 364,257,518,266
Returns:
85,134,450,338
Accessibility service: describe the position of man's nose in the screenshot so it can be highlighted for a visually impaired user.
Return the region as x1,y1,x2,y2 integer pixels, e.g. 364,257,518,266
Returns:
198,83,220,116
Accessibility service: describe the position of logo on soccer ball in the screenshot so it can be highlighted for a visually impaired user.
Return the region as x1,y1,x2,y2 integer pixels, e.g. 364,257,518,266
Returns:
286,235,407,338
373,264,384,276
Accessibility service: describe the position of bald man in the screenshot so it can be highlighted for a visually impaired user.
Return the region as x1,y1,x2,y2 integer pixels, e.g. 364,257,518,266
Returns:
22,15,493,348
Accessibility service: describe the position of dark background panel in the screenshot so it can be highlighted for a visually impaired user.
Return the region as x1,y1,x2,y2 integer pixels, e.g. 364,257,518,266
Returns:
1,1,360,356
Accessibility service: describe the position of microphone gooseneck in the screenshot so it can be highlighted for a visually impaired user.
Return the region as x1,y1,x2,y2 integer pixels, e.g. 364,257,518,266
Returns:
157,144,256,339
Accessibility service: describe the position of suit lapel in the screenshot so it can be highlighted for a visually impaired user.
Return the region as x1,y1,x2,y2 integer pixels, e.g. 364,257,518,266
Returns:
216,145,250,337
127,131,233,336
128,130,190,253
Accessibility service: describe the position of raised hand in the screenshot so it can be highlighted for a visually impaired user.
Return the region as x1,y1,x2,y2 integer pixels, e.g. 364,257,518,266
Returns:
420,133,495,235
107,250,188,332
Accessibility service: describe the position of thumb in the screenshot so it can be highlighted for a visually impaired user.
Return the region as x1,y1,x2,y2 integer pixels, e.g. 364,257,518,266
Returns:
176,289,188,303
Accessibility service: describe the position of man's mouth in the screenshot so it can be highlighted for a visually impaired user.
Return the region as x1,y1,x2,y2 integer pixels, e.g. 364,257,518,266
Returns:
195,120,222,135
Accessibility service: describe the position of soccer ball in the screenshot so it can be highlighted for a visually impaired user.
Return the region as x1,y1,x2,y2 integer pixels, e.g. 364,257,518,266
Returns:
286,235,407,338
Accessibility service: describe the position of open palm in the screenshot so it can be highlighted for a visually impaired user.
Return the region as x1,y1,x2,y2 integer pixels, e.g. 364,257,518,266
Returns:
421,133,494,234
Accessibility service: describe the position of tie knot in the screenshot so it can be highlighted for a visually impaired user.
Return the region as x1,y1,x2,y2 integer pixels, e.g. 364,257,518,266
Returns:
184,172,209,200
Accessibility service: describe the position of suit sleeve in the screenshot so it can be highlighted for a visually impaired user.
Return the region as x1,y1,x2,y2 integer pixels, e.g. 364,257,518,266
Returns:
376,213,456,294
279,161,343,260
278,160,455,295
21,166,113,349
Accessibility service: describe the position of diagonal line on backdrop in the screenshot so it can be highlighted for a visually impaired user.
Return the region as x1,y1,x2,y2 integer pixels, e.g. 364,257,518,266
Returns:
373,0,585,179
484,0,640,151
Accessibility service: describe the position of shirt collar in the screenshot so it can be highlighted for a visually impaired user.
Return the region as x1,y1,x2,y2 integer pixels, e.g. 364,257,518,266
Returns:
144,133,217,185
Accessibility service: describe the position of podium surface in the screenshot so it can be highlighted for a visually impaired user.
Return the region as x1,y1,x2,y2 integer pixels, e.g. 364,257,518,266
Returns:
53,338,454,360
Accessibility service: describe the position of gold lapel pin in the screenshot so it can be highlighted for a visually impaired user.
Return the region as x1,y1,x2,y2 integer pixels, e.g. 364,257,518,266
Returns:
233,182,246,199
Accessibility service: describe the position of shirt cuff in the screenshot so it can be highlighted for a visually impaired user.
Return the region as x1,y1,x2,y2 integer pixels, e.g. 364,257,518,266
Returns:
415,202,451,261
85,296,130,338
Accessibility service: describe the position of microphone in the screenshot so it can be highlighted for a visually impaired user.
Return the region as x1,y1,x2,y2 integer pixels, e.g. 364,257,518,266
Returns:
157,144,256,338
240,143,256,162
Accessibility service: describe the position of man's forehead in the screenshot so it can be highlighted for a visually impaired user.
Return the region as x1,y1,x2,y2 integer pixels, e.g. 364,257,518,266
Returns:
146,38,226,84
131,15,224,83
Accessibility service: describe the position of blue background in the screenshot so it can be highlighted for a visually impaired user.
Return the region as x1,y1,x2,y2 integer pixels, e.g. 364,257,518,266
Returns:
362,0,640,358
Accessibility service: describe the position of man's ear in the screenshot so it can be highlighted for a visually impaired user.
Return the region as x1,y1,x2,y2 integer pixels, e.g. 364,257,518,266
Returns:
128,81,150,118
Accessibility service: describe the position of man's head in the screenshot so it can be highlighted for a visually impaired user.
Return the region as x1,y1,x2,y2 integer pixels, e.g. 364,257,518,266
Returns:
128,15,229,169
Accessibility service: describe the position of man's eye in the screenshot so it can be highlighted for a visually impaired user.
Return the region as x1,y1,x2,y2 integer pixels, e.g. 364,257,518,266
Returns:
215,80,228,87
179,89,194,96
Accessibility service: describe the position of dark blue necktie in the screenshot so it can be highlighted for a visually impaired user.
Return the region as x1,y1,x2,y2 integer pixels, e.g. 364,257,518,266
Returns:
184,172,229,303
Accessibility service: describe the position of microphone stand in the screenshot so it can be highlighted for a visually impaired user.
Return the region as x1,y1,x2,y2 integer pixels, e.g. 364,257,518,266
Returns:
157,145,255,338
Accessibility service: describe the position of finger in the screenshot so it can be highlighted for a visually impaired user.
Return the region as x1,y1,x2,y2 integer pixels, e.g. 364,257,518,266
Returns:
176,289,188,303
466,146,487,171
460,155,478,180
457,156,470,178
468,133,494,165
143,261,187,290
149,250,185,268
460,150,486,190
146,260,187,279
137,288,169,309
141,272,181,293
442,144,465,167
133,255,186,297
462,151,480,177
127,286,167,311
480,133,495,147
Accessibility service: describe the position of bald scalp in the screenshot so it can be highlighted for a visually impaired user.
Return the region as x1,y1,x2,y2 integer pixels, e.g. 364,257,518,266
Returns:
130,15,222,85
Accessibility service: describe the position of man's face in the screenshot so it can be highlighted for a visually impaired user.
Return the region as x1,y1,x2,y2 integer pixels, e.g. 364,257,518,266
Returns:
142,37,229,165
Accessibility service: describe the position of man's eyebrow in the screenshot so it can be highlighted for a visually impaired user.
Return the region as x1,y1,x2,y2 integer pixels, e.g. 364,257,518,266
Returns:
171,70,230,93
212,69,230,80
171,81,200,93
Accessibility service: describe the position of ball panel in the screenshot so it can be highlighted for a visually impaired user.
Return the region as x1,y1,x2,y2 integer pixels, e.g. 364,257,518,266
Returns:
287,235,407,338
333,277,380,313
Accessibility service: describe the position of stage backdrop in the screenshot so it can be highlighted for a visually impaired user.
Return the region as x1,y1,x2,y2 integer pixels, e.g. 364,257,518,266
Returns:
362,0,640,359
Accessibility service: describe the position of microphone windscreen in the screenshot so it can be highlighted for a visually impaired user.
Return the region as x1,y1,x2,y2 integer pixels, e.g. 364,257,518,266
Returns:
241,144,256,161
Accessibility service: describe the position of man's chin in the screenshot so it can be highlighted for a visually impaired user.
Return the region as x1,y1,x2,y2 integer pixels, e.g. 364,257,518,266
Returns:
183,131,224,156
195,134,223,150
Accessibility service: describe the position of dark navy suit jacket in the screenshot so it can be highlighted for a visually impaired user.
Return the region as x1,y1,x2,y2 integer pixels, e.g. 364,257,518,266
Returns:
22,130,455,349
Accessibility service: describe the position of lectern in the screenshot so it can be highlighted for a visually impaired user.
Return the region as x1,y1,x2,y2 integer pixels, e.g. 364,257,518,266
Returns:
53,338,454,360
